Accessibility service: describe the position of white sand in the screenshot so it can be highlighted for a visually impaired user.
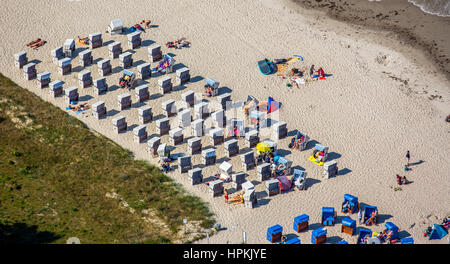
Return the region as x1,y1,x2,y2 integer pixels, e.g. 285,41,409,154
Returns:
1,0,449,244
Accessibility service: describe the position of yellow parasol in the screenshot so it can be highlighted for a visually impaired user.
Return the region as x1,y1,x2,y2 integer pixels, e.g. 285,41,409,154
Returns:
256,142,271,153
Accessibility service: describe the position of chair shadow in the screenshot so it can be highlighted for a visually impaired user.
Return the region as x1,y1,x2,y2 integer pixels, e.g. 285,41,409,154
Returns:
108,85,119,92
93,57,103,65
142,39,155,47
218,86,233,95
327,152,341,161
149,93,163,101
327,236,343,244
134,60,147,67
112,66,122,74
103,40,115,46
150,25,159,28
106,109,120,117
304,140,319,151
72,66,84,73
256,198,270,207
309,223,323,231
173,84,187,92
285,233,299,241
306,178,321,189
173,62,187,71
287,129,297,137
377,214,393,224
277,149,292,156
337,168,352,177
132,101,146,108
398,230,411,239
127,124,138,132
29,59,42,65
190,76,203,83
79,95,93,102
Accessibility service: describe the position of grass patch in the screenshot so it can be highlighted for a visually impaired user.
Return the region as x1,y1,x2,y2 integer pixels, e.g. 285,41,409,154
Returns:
0,73,214,243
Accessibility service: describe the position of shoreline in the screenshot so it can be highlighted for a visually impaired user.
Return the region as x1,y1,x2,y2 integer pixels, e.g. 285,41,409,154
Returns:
288,0,450,84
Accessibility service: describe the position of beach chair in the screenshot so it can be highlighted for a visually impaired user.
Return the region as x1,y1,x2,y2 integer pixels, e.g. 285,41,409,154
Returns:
204,78,219,97
274,156,293,176
119,70,137,89
357,228,373,244
267,225,283,243
322,207,336,226
385,222,399,240
293,214,309,233
311,227,327,244
341,194,360,214
292,169,307,190
308,144,329,166
290,130,309,151
363,205,378,226
341,217,356,236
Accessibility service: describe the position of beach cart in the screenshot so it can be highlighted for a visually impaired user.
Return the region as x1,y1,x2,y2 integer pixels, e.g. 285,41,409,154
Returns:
341,217,356,236
267,224,283,243
363,205,378,226
293,214,309,233
204,78,219,97
321,207,336,226
308,143,329,166
311,227,327,244
341,194,360,214
119,70,138,90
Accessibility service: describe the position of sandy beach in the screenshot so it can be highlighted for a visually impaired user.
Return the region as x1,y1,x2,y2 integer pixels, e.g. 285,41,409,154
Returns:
1,0,449,244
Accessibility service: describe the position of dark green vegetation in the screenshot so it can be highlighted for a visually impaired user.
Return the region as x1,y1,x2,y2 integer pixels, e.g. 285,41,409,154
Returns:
0,73,214,243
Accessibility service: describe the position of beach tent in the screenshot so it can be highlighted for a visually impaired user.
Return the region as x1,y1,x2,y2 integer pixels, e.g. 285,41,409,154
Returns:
276,176,291,192
258,59,275,75
267,97,280,114
429,224,448,240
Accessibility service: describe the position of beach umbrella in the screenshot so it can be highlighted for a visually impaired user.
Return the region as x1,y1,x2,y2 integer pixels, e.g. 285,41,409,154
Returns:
256,142,271,152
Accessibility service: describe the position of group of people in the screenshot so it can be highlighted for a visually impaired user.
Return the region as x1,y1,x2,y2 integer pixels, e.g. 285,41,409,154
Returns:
166,37,191,49
26,38,46,50
68,103,89,112
396,174,409,185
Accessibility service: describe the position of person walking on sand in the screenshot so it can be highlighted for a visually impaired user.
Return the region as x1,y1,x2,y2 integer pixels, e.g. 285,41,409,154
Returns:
406,151,411,166
358,209,362,224
224,189,229,204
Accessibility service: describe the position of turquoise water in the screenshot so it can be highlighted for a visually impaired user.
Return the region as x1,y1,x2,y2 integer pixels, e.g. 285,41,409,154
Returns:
408,0,450,17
